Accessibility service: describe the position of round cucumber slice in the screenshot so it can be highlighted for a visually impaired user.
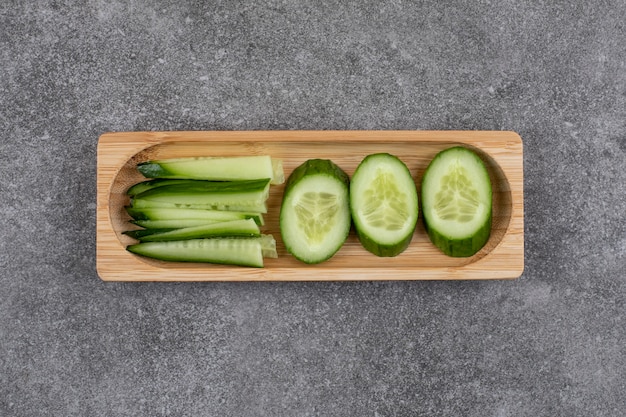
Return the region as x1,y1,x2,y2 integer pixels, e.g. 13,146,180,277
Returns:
350,153,418,257
279,159,350,264
421,146,492,257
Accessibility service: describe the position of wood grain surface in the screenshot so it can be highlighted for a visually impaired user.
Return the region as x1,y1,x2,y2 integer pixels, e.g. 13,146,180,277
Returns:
97,131,524,281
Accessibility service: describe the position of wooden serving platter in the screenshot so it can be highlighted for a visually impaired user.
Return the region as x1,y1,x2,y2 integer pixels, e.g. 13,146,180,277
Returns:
97,131,523,281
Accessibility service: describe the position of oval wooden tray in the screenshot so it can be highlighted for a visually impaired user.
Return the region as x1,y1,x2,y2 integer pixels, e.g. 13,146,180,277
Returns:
97,130,524,281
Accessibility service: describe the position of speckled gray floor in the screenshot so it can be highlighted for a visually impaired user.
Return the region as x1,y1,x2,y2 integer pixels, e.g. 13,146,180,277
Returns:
1,1,625,416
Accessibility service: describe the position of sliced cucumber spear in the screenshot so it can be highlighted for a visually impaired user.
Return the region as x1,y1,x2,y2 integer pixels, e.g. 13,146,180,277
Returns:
421,146,492,257
126,179,204,196
123,228,175,239
126,206,264,226
350,153,419,257
127,235,277,267
137,155,285,185
130,179,270,213
279,159,350,264
130,198,267,213
135,219,260,242
131,219,233,229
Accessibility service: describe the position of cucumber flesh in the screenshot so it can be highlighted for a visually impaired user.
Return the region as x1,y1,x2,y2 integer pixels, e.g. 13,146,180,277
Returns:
137,219,260,242
137,155,285,184
126,206,264,226
280,159,350,264
421,146,492,257
127,237,266,267
131,179,270,213
261,234,278,258
271,159,285,185
350,153,418,257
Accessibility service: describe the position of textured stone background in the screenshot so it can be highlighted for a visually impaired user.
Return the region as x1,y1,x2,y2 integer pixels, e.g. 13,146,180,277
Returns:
1,1,625,416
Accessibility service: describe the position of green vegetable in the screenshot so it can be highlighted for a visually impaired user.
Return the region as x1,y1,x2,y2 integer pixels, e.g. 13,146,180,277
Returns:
279,159,350,264
126,179,203,196
421,146,492,257
126,206,264,226
350,153,418,257
127,236,276,267
122,229,175,239
136,219,260,242
124,158,279,267
130,179,270,213
137,155,284,184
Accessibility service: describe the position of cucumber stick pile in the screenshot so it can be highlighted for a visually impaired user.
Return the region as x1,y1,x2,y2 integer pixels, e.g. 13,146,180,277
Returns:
124,155,282,268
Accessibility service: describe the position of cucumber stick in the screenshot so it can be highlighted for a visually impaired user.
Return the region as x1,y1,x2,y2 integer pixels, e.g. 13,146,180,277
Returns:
350,153,419,257
131,219,244,229
280,159,350,264
126,207,264,226
130,179,270,213
136,219,260,242
127,235,277,267
421,146,492,257
130,198,267,213
126,179,203,196
123,228,175,239
137,155,285,185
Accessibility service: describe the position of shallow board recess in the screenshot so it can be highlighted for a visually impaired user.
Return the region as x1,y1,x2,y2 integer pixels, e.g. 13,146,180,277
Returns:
97,130,524,281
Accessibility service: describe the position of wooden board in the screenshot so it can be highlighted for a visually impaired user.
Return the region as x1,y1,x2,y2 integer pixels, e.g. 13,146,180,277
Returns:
97,130,524,281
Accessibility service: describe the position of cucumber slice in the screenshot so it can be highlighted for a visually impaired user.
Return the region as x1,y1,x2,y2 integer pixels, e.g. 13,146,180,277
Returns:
350,153,418,257
137,219,260,242
137,155,285,184
131,179,270,213
127,237,266,267
279,159,350,264
421,146,492,257
126,206,264,226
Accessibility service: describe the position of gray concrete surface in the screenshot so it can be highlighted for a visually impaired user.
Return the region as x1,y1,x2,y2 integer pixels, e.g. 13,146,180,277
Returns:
1,1,625,416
